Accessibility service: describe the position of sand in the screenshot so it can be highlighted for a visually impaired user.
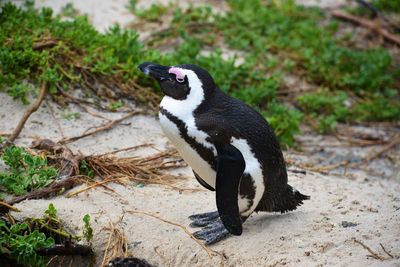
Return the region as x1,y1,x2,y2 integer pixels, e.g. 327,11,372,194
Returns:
1,0,399,266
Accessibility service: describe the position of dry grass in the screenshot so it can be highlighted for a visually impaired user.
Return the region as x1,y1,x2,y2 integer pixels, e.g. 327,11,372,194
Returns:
101,218,130,267
85,148,187,185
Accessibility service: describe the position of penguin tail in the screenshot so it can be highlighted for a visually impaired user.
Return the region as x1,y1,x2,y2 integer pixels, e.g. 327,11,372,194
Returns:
273,185,309,214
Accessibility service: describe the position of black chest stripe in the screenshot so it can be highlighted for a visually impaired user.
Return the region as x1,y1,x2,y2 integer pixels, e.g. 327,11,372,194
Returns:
160,107,217,170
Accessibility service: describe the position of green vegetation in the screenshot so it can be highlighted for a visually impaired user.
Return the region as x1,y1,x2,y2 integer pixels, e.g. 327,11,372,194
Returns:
1,1,399,146
82,214,93,243
128,0,169,21
138,0,399,139
62,111,81,120
371,0,400,13
1,203,92,267
0,1,164,108
0,219,54,266
59,2,80,18
79,160,95,178
0,145,58,196
109,100,124,111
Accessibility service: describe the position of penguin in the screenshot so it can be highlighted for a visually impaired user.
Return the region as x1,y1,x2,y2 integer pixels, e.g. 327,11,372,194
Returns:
138,62,309,245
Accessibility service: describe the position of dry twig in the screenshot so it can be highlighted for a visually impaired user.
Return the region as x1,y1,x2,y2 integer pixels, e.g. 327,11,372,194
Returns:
33,39,58,50
331,10,400,46
45,99,65,139
101,219,130,267
0,201,20,213
7,176,81,207
95,144,152,157
126,209,217,258
85,149,186,185
379,243,394,259
354,239,386,260
285,158,335,174
66,177,125,198
7,81,48,143
350,135,400,167
59,110,146,144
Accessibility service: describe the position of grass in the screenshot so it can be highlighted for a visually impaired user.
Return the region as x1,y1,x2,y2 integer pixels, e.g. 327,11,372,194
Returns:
138,0,400,137
1,1,399,147
0,219,55,266
0,145,58,196
0,203,93,267
0,1,166,108
369,0,400,13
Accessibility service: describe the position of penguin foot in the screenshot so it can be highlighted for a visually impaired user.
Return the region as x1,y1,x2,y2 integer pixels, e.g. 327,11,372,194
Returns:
188,211,219,227
192,219,230,245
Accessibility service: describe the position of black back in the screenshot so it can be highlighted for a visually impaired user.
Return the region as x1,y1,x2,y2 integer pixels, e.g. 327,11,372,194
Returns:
194,88,288,194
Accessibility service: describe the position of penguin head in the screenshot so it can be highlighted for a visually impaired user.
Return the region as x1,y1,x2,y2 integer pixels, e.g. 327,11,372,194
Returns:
139,62,215,100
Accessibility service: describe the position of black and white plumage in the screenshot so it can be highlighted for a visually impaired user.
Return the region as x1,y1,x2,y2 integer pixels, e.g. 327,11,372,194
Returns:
139,62,309,244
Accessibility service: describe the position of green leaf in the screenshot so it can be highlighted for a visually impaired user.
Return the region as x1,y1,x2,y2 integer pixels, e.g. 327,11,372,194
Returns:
82,214,93,242
45,203,57,219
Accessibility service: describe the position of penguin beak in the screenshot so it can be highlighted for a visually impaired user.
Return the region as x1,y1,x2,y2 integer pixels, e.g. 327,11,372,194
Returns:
138,62,172,82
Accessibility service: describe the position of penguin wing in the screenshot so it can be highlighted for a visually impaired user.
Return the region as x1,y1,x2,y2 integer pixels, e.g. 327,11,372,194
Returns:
193,170,215,191
215,143,246,236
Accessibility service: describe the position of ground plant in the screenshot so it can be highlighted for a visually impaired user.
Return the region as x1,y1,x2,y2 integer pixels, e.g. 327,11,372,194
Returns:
1,0,399,147
0,203,92,267
0,145,58,196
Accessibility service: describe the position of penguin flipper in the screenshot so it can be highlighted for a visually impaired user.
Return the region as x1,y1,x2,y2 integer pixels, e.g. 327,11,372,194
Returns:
215,143,246,236
193,171,215,191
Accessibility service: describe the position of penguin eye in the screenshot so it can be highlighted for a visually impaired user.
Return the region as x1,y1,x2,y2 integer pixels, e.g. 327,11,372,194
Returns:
168,67,186,83
175,75,186,83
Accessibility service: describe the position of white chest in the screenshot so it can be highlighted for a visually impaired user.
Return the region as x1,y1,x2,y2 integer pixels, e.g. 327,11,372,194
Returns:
159,112,217,188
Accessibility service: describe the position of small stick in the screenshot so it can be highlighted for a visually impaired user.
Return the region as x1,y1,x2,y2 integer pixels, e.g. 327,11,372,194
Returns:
7,81,48,143
126,209,217,258
101,218,129,267
351,135,400,167
363,135,400,162
58,90,110,112
33,39,58,50
101,221,114,267
291,135,400,172
45,255,58,267
59,111,145,144
354,239,386,260
66,178,123,198
94,144,153,157
132,176,202,192
0,201,20,212
79,104,112,122
331,10,400,46
7,175,81,207
379,243,394,259
45,99,65,139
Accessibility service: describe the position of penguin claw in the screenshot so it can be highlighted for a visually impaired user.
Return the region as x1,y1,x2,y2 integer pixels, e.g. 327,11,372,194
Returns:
189,220,211,228
193,221,230,245
189,211,220,228
188,211,219,221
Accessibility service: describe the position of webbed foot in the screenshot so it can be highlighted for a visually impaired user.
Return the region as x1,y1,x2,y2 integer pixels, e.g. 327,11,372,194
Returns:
192,219,230,245
188,211,219,227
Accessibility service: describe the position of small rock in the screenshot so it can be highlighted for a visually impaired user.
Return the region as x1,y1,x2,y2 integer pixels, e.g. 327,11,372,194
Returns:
341,221,359,228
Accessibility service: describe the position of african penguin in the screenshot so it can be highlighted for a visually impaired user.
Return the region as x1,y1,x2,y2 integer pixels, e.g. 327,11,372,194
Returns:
139,62,309,245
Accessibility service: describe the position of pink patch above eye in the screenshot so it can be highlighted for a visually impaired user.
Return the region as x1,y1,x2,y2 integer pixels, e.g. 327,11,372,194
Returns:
168,67,185,83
